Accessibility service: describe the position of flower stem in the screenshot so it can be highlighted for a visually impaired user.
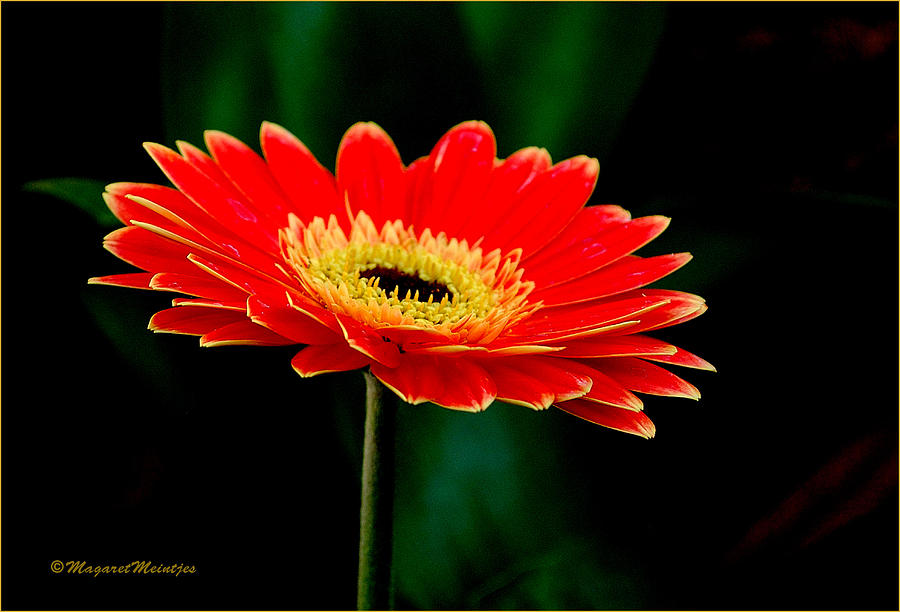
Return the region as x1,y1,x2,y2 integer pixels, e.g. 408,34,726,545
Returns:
357,371,396,610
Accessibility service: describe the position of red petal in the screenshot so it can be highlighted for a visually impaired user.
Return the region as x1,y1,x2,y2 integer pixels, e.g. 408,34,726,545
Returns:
148,306,245,335
493,155,600,257
505,290,703,349
170,297,245,310
523,205,629,263
186,256,338,340
455,146,552,245
335,122,405,229
129,218,291,293
525,215,671,289
102,226,198,275
615,293,707,335
260,121,343,224
376,323,460,349
579,204,632,225
103,189,181,232
204,129,294,222
176,140,234,186
508,292,682,338
484,344,566,356
106,182,205,231
573,361,643,410
479,355,593,410
555,399,656,438
247,293,340,345
335,315,402,367
410,121,496,237
105,183,278,273
149,272,248,302
493,321,640,348
200,320,295,347
586,357,701,399
532,253,693,307
401,156,430,227
277,287,344,335
553,334,678,358
291,343,371,377
88,272,155,289
645,346,716,371
371,354,496,412
143,142,279,250
183,252,291,298
666,303,708,329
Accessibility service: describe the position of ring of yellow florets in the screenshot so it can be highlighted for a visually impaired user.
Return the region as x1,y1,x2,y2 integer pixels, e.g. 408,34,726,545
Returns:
279,211,540,344
305,241,495,325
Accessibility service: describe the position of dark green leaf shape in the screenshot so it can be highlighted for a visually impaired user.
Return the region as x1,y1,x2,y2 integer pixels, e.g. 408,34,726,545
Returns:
393,402,649,609
458,3,665,160
161,2,342,158
24,177,116,228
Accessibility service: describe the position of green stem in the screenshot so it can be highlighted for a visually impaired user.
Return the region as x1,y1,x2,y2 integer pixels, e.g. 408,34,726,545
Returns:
357,371,396,610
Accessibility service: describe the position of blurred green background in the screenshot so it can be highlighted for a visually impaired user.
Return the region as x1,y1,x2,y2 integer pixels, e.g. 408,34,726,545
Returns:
2,2,897,609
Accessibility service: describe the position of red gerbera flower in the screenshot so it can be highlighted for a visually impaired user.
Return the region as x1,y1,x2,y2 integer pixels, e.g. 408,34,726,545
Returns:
90,121,712,437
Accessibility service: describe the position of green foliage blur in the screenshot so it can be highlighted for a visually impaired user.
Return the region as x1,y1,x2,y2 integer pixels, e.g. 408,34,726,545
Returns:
3,2,897,610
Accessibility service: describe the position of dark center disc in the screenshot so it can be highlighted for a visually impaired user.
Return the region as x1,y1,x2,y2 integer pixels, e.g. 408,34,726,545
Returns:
359,266,453,302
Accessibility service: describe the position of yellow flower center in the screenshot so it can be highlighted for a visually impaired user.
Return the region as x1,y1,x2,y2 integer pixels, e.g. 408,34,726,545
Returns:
279,211,540,344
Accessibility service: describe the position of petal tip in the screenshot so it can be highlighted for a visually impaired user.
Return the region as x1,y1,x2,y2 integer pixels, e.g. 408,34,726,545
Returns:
260,120,290,141
203,129,236,152
105,181,134,194
448,119,496,140
142,141,169,155
343,121,388,140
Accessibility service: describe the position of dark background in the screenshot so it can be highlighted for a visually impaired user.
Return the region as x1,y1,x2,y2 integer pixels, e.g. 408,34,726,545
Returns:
2,2,897,610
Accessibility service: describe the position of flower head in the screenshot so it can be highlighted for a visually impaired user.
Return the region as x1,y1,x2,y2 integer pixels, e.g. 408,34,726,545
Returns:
91,121,713,437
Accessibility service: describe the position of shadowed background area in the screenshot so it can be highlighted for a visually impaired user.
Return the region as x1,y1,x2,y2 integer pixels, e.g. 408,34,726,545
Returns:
2,2,897,609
